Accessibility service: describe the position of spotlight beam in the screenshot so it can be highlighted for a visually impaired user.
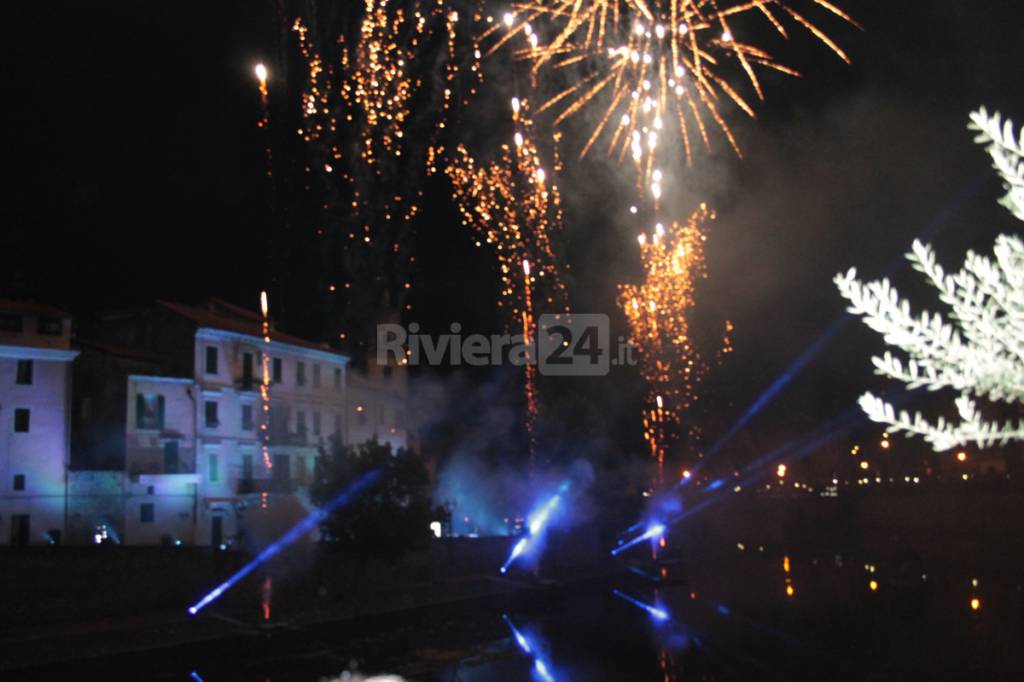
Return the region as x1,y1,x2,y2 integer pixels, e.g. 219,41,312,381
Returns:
696,176,985,473
187,469,381,615
500,481,570,573
611,523,665,556
612,588,669,621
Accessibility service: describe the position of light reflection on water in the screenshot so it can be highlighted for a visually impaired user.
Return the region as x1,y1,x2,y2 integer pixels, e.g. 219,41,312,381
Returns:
184,548,1020,682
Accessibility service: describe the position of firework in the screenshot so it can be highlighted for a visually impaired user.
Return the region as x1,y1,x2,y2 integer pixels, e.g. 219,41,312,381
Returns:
617,204,732,480
444,98,571,463
486,1,857,200
291,1,483,342
259,290,273,471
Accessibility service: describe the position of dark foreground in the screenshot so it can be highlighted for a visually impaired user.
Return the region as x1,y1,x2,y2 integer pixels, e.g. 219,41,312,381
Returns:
4,488,1024,681
8,547,1024,681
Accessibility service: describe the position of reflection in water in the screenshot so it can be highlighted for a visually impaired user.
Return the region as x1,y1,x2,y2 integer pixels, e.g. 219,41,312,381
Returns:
261,575,272,621
175,546,1018,682
503,614,558,682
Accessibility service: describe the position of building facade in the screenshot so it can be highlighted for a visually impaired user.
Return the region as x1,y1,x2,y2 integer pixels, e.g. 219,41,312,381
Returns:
0,301,78,545
77,299,409,546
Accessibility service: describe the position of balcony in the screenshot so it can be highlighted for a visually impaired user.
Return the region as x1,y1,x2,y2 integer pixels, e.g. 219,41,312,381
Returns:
236,477,294,495
236,376,260,392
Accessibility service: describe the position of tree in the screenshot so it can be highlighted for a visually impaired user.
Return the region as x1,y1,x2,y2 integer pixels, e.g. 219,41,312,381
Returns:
311,438,434,561
835,107,1024,451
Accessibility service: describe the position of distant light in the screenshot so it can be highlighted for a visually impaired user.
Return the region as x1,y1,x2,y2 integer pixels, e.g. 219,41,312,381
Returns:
860,461,870,470
869,579,878,592
957,451,967,462
880,440,890,449
970,597,981,611
783,555,791,574
776,464,787,478
721,30,733,42
430,521,442,538
254,63,268,83
503,12,514,27
785,584,795,597
682,469,691,480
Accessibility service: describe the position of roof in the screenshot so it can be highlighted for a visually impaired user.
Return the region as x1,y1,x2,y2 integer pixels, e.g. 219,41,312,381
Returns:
0,299,69,318
158,300,346,358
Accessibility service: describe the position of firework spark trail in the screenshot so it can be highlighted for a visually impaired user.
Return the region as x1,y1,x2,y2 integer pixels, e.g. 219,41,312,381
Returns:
445,98,571,466
521,259,538,465
617,204,732,481
259,291,273,471
254,63,274,180
485,0,858,200
291,2,483,338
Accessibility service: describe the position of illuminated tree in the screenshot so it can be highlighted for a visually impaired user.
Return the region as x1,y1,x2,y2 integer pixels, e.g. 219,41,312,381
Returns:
835,107,1024,451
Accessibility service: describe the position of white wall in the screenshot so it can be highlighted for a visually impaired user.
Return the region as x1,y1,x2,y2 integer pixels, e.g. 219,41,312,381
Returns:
0,346,77,545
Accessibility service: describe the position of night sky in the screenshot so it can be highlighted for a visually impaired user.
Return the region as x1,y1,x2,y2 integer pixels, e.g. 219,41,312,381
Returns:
3,1,1023,461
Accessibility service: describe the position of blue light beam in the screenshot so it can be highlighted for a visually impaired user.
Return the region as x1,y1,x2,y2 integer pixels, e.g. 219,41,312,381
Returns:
503,614,557,682
611,523,665,557
187,469,381,615
694,174,985,476
500,481,570,573
613,588,670,621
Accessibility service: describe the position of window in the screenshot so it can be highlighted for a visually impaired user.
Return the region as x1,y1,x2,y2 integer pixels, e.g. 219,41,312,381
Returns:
205,401,219,428
37,317,62,335
14,408,30,433
272,357,283,383
313,363,321,388
313,411,321,436
13,474,25,491
163,441,179,473
205,346,219,375
0,313,22,332
296,361,306,387
242,352,254,386
241,453,253,481
135,394,165,430
140,503,155,523
208,453,219,483
242,404,254,431
334,367,343,390
15,359,32,385
296,410,307,434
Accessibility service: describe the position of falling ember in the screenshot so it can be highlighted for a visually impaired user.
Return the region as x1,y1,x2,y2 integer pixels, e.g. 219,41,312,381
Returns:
483,0,858,199
444,98,571,469
617,204,732,482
